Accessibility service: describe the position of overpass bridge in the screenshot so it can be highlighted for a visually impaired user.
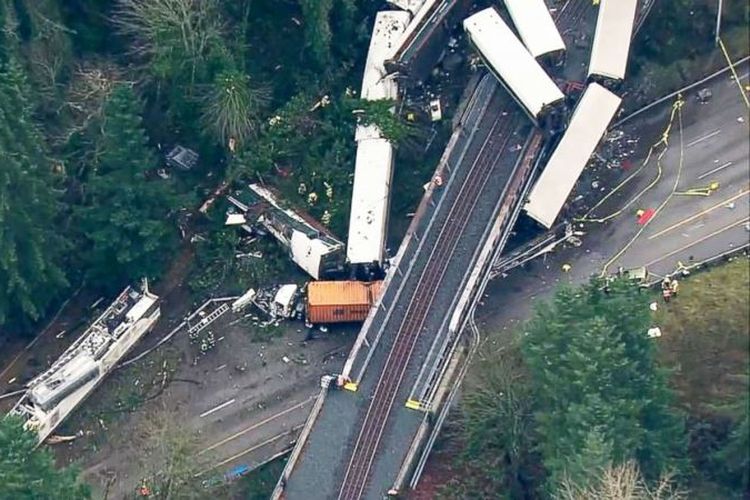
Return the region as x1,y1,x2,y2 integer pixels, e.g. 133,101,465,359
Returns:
272,1,655,498
274,72,540,500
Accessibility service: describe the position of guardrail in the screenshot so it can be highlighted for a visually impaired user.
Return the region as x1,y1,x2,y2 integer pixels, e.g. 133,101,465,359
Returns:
614,56,750,128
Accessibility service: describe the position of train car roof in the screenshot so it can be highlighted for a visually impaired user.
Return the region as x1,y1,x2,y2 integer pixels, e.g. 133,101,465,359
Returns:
502,0,565,59
360,11,411,101
588,0,638,81
386,0,426,15
347,131,394,266
524,83,622,228
463,7,564,119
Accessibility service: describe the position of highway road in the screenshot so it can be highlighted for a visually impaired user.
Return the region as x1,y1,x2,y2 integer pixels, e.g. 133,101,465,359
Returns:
480,62,749,335
585,63,749,278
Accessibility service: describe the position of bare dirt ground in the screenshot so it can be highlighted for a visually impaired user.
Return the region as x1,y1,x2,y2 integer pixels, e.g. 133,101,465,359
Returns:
0,236,354,499
51,297,355,499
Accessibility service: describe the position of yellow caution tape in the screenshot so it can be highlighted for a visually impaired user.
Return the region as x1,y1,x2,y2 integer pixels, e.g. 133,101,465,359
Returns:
601,97,687,276
675,181,720,197
718,38,750,109
577,96,685,225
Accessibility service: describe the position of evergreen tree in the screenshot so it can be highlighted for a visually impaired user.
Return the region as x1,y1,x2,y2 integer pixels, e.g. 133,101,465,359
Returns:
75,83,181,286
0,60,68,332
522,279,687,490
460,347,538,497
298,0,333,67
0,416,90,499
711,390,750,492
0,2,7,64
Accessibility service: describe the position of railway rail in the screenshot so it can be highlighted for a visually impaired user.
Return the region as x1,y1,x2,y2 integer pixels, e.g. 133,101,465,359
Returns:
275,1,659,497
338,108,523,498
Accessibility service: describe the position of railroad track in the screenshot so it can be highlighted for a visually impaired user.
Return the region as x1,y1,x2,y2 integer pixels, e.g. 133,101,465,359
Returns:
337,102,524,499
556,0,590,27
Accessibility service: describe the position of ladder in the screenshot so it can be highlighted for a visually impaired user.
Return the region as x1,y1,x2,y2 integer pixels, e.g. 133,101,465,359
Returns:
187,304,230,337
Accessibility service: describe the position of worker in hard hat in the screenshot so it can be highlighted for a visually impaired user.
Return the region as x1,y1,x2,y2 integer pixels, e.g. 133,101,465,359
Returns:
661,277,672,303
670,278,679,297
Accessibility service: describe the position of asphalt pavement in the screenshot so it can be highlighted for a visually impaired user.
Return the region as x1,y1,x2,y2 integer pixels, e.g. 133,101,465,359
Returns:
584,65,749,278
478,63,749,336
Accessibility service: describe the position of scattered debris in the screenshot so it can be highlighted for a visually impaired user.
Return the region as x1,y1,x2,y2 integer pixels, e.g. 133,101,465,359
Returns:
165,145,199,171
647,327,662,338
429,99,442,121
46,434,77,444
696,88,712,103
225,213,247,226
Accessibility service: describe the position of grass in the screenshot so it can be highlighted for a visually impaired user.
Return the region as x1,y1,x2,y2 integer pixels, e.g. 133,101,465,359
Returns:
655,258,749,498
656,257,749,414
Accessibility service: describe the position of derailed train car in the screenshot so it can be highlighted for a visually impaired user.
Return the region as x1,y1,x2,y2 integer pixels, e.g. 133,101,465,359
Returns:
588,0,638,86
463,7,566,131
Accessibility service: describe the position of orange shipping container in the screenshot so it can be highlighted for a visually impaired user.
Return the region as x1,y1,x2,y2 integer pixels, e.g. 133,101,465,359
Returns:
306,281,383,324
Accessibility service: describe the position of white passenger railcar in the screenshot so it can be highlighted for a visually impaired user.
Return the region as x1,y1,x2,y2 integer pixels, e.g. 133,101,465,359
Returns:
347,11,410,274
524,83,622,228
463,7,565,127
502,0,565,62
588,0,638,84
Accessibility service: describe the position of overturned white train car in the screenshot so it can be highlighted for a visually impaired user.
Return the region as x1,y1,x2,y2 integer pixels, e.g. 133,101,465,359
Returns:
10,283,160,445
588,0,638,85
502,0,565,63
227,184,346,280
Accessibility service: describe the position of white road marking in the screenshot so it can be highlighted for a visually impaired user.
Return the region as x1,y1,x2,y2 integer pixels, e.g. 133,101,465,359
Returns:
647,189,750,240
698,161,734,179
680,222,706,237
195,425,303,477
644,216,750,267
199,398,236,418
686,129,721,148
198,395,316,455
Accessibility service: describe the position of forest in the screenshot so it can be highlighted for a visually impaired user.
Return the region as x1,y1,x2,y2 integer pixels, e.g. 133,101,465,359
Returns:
0,0,412,339
440,266,749,499
0,0,748,498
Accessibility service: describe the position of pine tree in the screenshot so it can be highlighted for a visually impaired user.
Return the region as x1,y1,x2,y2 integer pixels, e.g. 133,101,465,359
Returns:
298,0,333,67
0,59,68,331
461,347,537,497
75,83,181,286
0,416,90,499
522,279,687,490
